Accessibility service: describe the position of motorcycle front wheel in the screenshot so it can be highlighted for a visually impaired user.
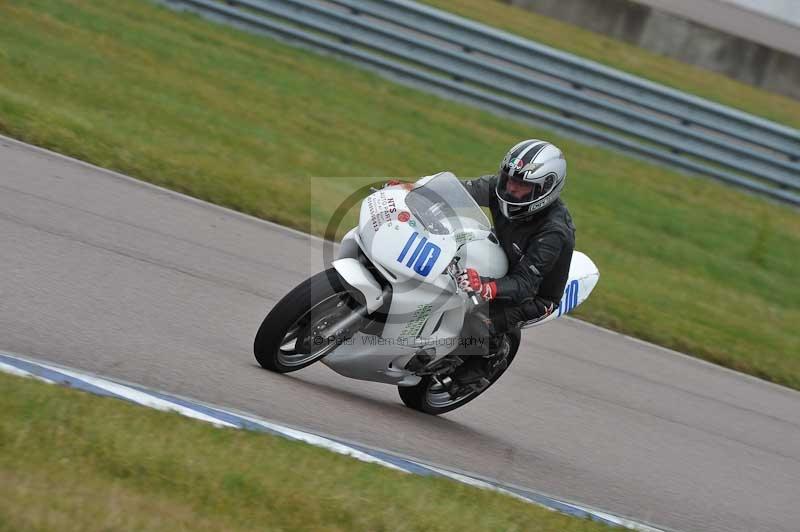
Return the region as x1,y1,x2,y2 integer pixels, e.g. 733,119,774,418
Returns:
254,269,357,373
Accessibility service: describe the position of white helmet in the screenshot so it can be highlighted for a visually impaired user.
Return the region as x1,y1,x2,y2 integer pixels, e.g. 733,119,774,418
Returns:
496,139,566,220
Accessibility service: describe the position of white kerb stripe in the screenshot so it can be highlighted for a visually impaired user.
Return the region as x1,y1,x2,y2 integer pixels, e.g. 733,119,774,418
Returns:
2,355,666,531
564,507,666,532
6,355,406,471
420,463,538,505
0,361,55,383
224,410,408,472
31,361,237,428
422,463,665,531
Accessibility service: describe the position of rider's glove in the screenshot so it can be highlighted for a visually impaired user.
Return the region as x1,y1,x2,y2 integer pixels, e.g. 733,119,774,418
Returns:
457,268,497,302
385,179,414,191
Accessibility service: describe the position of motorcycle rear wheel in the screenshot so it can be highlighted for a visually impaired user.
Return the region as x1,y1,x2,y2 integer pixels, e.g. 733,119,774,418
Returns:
398,329,521,415
254,269,356,373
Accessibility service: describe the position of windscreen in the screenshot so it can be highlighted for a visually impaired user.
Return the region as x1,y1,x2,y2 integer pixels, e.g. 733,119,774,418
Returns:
405,172,491,235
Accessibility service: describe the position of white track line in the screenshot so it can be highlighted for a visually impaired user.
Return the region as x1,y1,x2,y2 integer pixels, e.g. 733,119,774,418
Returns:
220,409,409,472
0,360,54,383
30,359,237,428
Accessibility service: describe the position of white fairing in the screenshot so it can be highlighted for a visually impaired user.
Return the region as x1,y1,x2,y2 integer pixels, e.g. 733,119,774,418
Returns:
354,186,459,283
458,237,508,279
522,251,599,328
331,257,385,313
326,172,599,385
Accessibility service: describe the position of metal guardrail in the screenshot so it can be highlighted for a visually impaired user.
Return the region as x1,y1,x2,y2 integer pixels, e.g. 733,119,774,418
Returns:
161,0,800,205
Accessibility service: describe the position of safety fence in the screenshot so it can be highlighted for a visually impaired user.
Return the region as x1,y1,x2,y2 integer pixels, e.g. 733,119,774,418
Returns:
160,0,800,205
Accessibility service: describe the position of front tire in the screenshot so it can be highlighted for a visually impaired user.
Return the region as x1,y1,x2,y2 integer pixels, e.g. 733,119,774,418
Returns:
254,269,355,373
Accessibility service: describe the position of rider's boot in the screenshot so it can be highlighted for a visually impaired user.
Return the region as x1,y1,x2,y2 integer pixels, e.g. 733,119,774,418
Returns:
453,310,508,386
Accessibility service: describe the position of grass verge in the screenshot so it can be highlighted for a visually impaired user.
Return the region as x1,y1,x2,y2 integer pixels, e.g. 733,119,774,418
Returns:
0,0,798,389
423,0,800,129
0,372,615,532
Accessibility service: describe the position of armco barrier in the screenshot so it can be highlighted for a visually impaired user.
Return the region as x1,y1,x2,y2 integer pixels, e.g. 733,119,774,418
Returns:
161,0,800,205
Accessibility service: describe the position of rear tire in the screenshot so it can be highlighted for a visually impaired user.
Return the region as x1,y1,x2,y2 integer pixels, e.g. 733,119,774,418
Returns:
398,329,521,415
254,269,354,373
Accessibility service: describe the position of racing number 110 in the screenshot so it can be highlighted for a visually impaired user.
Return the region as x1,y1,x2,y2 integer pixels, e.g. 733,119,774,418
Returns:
397,232,441,277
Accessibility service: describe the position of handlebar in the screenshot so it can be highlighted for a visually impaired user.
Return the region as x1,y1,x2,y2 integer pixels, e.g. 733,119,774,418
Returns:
447,259,482,307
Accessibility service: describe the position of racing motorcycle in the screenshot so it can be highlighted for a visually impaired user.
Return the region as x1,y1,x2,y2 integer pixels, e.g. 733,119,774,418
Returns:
254,172,599,415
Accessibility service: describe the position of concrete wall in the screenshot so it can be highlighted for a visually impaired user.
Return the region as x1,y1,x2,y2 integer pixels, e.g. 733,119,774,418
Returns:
506,0,800,101
721,0,800,28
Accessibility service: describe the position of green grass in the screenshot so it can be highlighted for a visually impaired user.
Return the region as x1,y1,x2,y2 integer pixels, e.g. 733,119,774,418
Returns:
0,372,615,532
0,0,798,389
423,0,800,129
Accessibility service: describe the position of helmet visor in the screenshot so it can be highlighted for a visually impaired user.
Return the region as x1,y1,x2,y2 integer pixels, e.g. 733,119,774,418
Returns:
497,171,555,205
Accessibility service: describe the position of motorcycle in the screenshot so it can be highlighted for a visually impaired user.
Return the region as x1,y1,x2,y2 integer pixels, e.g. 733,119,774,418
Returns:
254,172,599,415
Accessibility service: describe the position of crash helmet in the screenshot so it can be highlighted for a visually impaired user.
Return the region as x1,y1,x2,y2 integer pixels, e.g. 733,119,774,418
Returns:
496,139,566,220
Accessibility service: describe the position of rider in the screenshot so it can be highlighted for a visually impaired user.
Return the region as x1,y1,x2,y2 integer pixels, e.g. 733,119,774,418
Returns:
386,139,575,382
457,139,576,361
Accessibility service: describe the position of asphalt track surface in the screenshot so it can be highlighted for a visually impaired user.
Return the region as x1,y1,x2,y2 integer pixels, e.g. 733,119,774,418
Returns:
2,135,800,532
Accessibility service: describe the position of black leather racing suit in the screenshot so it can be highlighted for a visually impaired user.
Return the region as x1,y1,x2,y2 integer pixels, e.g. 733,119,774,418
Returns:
462,174,576,334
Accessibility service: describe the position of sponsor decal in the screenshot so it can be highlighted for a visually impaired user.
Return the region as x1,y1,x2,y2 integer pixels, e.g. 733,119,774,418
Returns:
397,211,411,222
399,303,433,337
454,231,475,244
530,196,550,211
366,192,398,232
509,157,525,171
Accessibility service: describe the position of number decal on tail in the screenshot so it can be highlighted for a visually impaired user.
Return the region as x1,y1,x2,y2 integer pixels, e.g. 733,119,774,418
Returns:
397,232,441,277
558,280,580,316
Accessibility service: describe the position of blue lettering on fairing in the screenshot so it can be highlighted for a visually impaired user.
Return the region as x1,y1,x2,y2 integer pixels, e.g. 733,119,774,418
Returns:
397,232,442,277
